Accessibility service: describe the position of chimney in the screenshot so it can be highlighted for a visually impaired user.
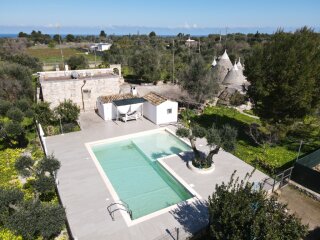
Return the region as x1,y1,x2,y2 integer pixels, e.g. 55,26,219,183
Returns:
130,86,137,96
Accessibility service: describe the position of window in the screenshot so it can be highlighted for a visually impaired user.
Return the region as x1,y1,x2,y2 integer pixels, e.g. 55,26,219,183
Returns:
167,108,172,114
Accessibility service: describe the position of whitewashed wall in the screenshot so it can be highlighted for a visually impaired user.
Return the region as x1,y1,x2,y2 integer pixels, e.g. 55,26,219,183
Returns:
97,99,105,119
98,99,178,124
143,101,178,125
97,101,125,121
97,100,113,120
156,101,178,125
143,101,157,124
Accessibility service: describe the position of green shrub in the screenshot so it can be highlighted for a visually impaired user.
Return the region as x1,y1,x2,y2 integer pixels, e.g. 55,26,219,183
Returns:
6,108,24,122
5,200,66,240
5,122,24,137
66,55,88,70
24,109,34,118
62,122,79,133
16,99,31,112
229,91,246,106
0,100,12,116
54,100,80,123
33,102,56,126
0,228,23,240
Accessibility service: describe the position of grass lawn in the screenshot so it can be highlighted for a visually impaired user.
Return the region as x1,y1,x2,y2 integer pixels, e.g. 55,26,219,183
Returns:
243,109,255,116
194,106,319,174
26,47,101,64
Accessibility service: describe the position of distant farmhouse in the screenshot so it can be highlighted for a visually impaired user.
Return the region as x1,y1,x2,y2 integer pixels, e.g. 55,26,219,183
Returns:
89,43,112,52
185,37,198,47
37,65,122,111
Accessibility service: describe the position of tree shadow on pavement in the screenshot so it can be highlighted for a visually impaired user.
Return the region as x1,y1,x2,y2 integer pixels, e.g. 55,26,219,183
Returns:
305,227,320,240
169,199,209,235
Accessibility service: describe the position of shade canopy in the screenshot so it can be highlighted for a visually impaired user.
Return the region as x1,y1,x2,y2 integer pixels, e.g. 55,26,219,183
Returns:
113,98,146,106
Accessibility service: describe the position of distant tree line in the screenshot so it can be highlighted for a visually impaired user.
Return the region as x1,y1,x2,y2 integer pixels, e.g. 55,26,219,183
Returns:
15,29,277,84
18,30,110,45
100,30,275,84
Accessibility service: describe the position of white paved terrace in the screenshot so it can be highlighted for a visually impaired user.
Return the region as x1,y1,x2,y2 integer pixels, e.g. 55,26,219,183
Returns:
45,112,269,240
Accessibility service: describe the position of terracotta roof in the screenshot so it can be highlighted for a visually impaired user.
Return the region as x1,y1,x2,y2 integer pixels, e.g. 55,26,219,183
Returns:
99,93,135,103
143,92,168,106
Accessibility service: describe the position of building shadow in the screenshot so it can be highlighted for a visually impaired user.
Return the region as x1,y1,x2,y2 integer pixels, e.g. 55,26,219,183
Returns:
169,199,209,235
305,227,320,240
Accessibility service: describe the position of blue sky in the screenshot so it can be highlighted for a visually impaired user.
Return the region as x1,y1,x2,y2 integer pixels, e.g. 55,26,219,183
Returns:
1,0,320,34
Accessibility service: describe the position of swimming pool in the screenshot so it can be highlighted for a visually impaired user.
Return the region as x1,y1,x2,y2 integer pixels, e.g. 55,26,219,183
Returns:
88,129,195,223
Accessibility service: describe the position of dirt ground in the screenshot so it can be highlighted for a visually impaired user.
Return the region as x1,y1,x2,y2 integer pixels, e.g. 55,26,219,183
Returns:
277,185,320,239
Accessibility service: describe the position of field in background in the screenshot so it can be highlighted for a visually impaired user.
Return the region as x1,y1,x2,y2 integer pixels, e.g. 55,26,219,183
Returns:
26,47,102,64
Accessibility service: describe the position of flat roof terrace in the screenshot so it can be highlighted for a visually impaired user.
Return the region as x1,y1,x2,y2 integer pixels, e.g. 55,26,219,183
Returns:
39,72,118,81
45,112,269,240
38,67,121,81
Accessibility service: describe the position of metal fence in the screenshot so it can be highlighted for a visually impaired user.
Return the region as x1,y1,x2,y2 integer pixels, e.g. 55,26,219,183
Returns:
291,149,320,194
260,167,294,193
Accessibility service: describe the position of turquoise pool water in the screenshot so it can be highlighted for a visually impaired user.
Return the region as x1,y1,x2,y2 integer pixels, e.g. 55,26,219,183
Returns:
92,131,193,220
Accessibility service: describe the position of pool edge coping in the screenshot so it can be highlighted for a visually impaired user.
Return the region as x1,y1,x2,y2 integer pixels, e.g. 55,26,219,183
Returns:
84,127,202,227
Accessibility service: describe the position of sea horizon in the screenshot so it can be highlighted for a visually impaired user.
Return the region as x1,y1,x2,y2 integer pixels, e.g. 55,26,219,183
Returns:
1,25,320,38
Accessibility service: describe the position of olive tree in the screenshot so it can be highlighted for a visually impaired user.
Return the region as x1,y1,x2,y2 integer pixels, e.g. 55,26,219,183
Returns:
66,55,88,70
15,155,60,199
179,54,220,103
208,172,308,239
176,111,237,167
2,195,66,240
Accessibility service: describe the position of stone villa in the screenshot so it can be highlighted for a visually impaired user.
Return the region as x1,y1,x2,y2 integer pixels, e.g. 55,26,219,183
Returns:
37,65,122,111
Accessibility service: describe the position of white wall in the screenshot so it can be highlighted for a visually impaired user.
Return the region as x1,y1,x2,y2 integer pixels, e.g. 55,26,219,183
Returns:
143,100,178,125
97,100,113,121
97,99,104,119
98,99,178,124
98,43,112,51
112,104,118,120
143,101,157,124
156,101,178,125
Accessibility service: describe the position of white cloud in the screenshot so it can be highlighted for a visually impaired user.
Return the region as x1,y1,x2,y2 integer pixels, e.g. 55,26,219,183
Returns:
182,22,198,29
